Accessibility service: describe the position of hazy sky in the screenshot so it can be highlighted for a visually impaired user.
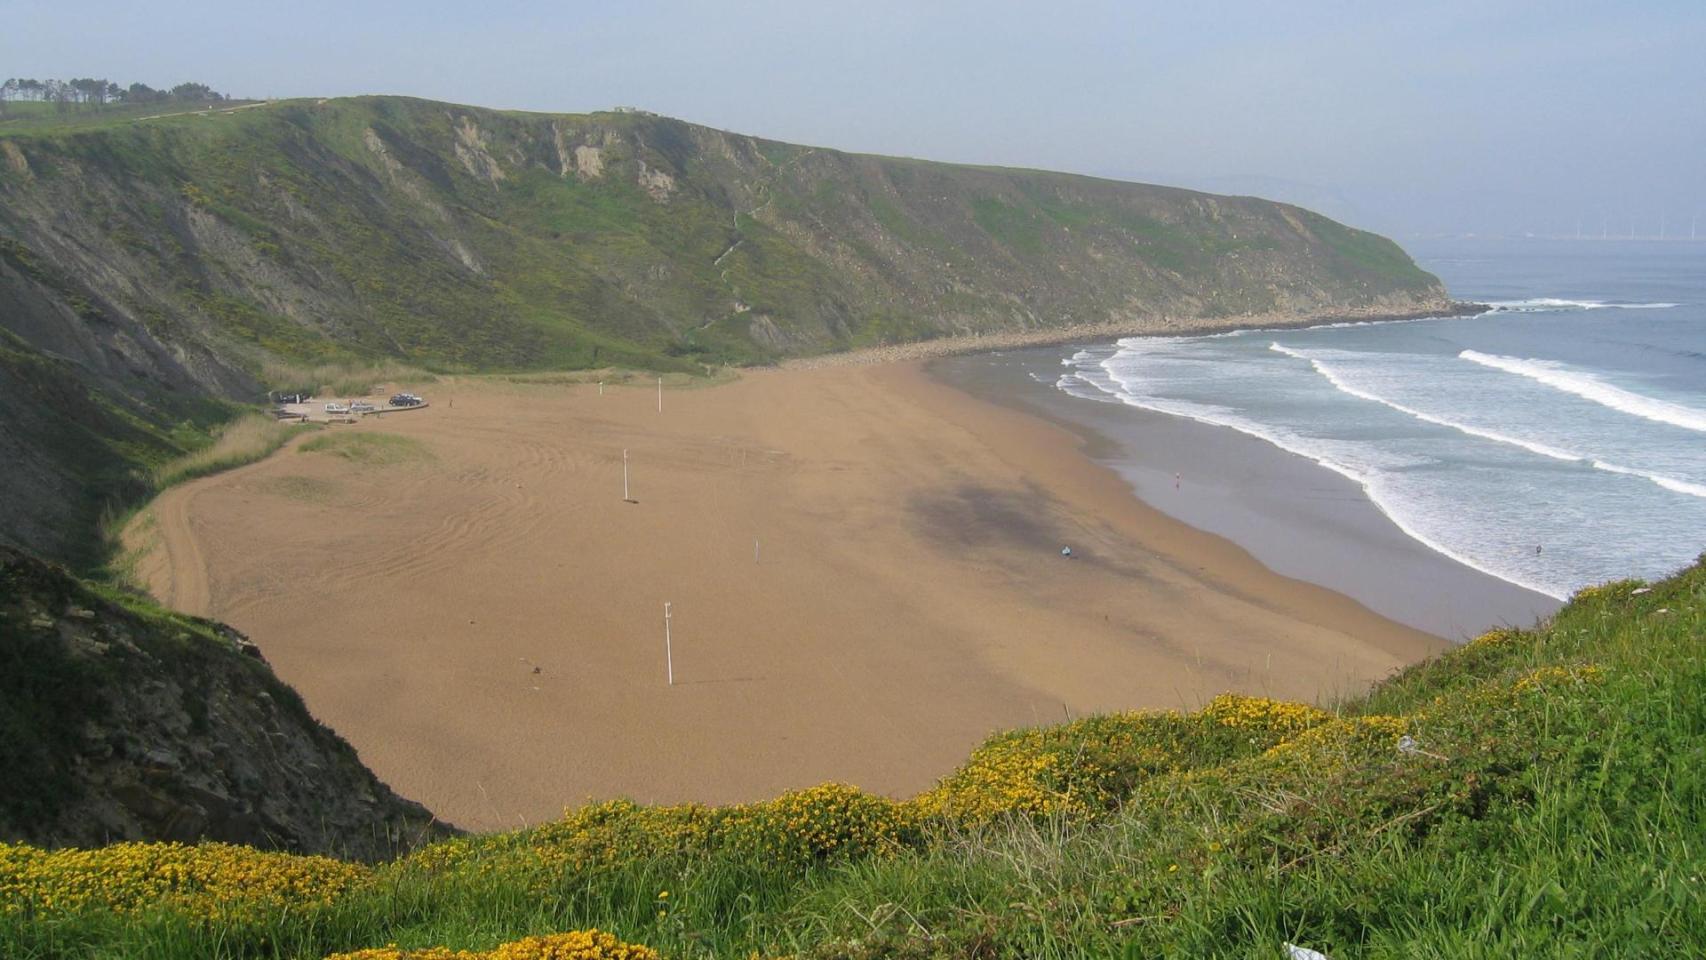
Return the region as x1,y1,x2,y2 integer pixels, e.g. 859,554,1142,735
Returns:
5,0,1703,236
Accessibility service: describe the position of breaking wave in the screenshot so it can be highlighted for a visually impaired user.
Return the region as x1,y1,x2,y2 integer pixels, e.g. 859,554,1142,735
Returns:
1460,350,1706,434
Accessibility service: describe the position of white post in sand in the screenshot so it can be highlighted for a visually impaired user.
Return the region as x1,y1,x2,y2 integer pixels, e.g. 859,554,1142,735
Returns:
623,448,630,502
663,602,674,686
599,381,604,396
657,376,663,413
754,538,759,564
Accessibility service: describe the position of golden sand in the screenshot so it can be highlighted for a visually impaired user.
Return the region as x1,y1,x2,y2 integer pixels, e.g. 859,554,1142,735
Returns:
131,362,1444,830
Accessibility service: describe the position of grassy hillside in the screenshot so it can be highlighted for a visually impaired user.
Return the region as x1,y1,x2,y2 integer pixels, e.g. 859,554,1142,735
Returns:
0,96,1446,373
4,556,1700,958
0,98,256,136
0,95,1451,569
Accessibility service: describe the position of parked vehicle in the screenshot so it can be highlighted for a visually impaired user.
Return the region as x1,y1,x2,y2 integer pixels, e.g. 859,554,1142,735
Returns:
350,401,377,414
324,402,350,414
389,393,424,407
275,392,310,404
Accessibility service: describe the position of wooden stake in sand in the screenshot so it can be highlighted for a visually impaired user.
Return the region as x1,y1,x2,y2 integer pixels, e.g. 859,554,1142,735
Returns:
599,381,604,396
657,377,663,413
663,602,674,686
623,449,636,503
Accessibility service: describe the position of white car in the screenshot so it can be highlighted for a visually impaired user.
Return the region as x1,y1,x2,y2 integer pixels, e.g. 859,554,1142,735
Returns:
324,402,350,414
350,401,376,414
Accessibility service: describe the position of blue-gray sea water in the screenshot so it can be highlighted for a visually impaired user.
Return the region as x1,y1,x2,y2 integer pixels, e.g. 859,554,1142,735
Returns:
1054,237,1706,600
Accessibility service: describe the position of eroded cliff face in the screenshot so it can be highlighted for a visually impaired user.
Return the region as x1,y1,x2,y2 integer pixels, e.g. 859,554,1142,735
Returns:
0,545,450,859
0,96,1451,565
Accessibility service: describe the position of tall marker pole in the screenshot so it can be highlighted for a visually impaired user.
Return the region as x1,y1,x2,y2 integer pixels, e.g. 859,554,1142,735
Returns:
623,448,630,502
657,377,662,413
663,602,674,686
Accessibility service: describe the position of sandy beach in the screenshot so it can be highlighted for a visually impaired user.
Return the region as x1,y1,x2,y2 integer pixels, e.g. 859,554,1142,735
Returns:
130,362,1448,830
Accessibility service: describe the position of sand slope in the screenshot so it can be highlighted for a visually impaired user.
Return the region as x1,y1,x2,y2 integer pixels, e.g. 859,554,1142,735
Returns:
134,364,1444,830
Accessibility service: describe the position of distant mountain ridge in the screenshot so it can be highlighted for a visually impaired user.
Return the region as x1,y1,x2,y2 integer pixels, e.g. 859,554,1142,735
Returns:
0,95,1452,566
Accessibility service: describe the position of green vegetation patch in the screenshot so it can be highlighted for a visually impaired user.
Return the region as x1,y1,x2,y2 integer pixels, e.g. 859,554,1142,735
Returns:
1297,208,1439,289
298,431,432,466
248,475,340,504
150,414,305,489
969,195,1047,255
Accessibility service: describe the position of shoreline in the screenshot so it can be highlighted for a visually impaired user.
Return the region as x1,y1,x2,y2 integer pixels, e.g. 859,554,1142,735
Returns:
128,363,1451,829
928,345,1561,638
783,300,1486,370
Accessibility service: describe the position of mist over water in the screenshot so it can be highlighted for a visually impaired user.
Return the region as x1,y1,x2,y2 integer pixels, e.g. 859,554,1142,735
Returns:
1056,238,1706,599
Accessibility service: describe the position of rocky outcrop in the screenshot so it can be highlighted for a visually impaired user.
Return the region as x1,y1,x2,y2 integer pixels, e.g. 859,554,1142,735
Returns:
0,545,452,859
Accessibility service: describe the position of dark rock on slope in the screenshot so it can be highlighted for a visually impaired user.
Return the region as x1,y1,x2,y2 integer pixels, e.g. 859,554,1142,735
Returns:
0,544,451,859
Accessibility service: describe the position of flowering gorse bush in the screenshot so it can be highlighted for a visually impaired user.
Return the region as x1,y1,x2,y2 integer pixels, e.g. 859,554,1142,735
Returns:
404,785,917,892
4,672,1551,928
1204,694,1332,735
911,736,1094,822
1469,627,1525,649
0,840,368,920
1260,715,1410,768
325,929,659,960
1513,663,1606,694
0,690,1361,922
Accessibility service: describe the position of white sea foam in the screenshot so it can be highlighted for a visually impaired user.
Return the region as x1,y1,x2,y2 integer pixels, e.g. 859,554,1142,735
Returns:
1589,462,1706,499
1460,350,1706,433
1055,373,1124,404
1266,343,1706,501
1484,298,1680,312
1039,263,1706,602
1267,343,1582,461
1083,347,1570,599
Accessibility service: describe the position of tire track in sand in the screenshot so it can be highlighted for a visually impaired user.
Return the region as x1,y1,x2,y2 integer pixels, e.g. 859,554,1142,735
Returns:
142,431,323,616
150,482,212,616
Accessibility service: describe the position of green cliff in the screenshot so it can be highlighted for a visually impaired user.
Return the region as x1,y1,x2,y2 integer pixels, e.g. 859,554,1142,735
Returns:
0,95,1449,566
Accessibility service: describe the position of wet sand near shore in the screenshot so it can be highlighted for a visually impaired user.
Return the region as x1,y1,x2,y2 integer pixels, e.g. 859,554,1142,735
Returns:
932,347,1563,638
132,363,1447,830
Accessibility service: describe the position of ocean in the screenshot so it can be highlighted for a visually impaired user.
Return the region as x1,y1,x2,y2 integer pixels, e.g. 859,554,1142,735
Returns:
1050,236,1706,602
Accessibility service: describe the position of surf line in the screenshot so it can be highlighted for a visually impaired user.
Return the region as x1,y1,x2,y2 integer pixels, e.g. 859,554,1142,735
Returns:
1269,343,1706,501
1074,346,1569,599
1460,350,1706,434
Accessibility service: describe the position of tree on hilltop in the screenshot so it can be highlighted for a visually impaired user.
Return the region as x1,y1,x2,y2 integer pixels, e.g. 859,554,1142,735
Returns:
169,82,222,102
0,77,231,116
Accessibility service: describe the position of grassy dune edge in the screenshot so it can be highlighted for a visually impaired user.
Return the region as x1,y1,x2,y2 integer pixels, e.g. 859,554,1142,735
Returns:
4,558,1703,958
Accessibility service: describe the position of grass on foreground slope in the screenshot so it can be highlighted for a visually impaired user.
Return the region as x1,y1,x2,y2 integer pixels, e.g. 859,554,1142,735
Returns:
4,558,1703,959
